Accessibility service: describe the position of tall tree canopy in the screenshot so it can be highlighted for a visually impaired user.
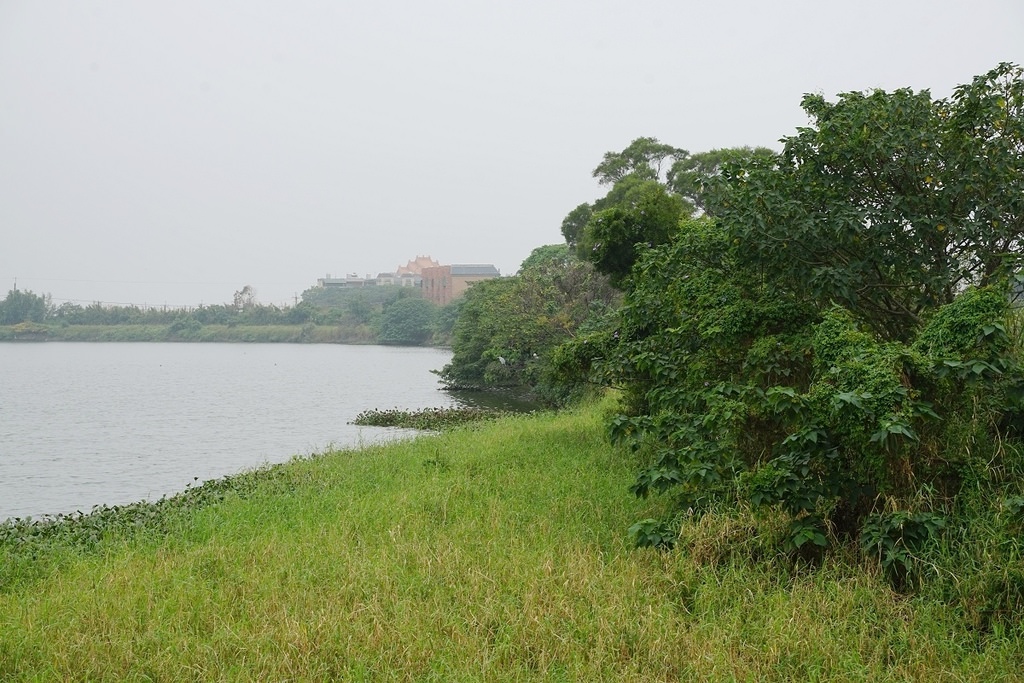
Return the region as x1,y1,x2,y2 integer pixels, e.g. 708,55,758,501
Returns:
560,203,593,249
591,136,687,185
714,62,1024,340
556,65,1024,610
565,138,777,287
578,181,688,287
567,138,693,285
668,146,774,214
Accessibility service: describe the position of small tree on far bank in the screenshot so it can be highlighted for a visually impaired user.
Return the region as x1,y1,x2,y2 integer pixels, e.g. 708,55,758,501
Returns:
0,289,51,325
377,296,438,345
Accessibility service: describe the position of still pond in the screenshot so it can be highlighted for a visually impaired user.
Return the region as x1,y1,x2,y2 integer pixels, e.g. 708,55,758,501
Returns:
0,343,468,521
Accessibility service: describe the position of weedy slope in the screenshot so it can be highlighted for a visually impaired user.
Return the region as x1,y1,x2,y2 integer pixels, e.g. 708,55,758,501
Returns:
1,402,1021,681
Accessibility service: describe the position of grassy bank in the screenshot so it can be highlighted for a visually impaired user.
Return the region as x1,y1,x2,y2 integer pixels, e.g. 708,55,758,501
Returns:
1,403,1021,680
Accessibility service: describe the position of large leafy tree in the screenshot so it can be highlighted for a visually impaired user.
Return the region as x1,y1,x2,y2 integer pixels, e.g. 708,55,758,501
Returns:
579,181,688,287
517,243,573,273
591,136,687,185
568,66,1024,603
667,146,774,214
565,139,773,287
566,138,693,285
559,203,592,249
377,296,438,345
715,62,1024,340
440,246,617,402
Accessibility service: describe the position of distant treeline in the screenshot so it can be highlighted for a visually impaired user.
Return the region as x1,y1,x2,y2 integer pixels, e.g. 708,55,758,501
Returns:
0,284,458,346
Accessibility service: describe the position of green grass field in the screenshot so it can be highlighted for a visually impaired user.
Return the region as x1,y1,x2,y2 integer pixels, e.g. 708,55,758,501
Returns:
1,402,1021,681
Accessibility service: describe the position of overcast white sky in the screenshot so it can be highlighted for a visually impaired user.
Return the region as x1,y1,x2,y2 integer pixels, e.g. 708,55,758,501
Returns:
1,1,1022,307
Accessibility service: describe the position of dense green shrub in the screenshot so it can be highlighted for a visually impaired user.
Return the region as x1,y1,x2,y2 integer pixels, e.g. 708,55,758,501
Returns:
377,297,438,345
569,64,1024,631
439,245,618,405
594,218,1023,606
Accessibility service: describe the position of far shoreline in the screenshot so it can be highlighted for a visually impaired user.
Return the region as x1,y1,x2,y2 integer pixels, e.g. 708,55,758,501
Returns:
0,323,449,346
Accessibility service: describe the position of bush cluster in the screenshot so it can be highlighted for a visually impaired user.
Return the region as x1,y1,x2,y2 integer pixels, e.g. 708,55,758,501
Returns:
553,63,1024,631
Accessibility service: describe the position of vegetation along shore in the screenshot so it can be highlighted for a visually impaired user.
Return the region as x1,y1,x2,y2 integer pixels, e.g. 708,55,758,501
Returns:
2,401,1022,680
3,63,1023,677
0,280,459,346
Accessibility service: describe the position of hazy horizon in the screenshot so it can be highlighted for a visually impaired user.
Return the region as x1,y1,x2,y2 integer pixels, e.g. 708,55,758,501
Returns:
3,1,1023,308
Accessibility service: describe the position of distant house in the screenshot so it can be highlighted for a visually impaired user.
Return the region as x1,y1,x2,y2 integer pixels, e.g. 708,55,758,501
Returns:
397,255,441,276
392,255,440,288
314,257,497,300
316,256,441,289
316,273,377,288
316,275,347,288
421,264,500,306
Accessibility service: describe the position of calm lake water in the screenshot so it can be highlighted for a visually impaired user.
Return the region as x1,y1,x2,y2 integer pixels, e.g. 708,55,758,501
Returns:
0,343,464,521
